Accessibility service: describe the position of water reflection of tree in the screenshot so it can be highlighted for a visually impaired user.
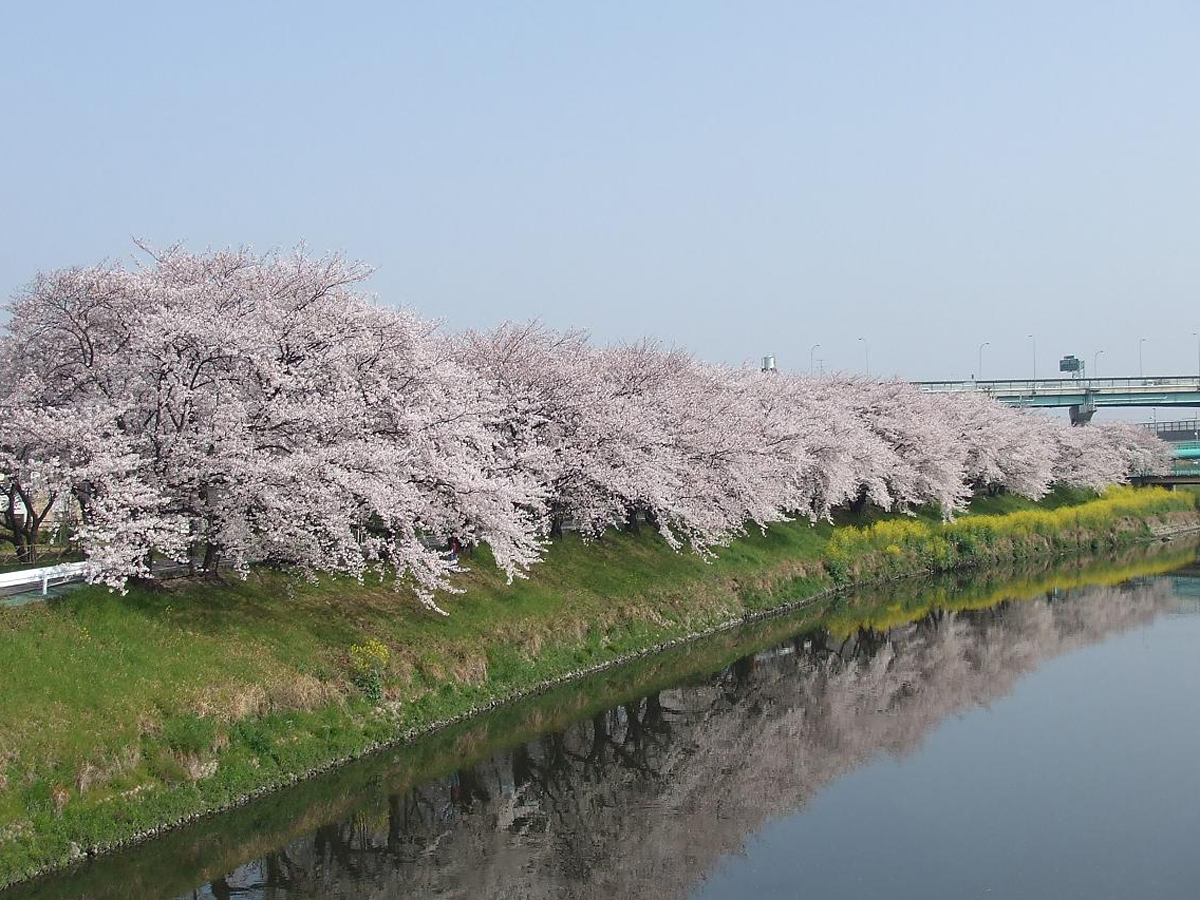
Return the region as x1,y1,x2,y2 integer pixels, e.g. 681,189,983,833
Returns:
195,582,1174,900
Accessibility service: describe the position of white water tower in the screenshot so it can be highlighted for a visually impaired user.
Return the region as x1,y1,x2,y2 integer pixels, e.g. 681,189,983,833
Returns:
761,355,777,373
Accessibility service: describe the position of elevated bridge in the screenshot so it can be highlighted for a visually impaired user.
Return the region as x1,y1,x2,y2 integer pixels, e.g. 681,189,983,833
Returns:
1172,441,1200,461
1144,418,1200,443
1134,419,1200,486
917,376,1200,424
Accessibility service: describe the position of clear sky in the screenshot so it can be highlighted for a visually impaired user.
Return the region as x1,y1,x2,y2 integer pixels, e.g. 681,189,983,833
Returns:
2,1,1199,382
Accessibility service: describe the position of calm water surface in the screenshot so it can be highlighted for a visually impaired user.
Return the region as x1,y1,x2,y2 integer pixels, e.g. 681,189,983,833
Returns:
13,549,1200,900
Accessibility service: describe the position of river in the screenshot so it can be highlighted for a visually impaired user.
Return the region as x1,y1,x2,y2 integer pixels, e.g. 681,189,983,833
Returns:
10,543,1200,899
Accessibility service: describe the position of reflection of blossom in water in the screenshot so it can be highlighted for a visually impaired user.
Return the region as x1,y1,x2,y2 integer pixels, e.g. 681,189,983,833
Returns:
196,581,1175,900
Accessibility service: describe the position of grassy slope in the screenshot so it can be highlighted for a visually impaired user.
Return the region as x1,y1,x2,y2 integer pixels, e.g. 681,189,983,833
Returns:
0,485,1194,886
9,539,1199,900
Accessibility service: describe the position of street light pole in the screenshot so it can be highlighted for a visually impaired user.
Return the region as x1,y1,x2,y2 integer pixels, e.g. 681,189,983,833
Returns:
1194,332,1198,382
1139,338,1147,378
1027,334,1036,381
809,343,820,377
977,342,989,382
858,337,869,376
1093,349,1104,380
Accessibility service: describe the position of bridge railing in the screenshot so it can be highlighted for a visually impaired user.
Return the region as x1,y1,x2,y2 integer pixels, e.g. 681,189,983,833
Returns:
919,375,1200,394
1141,418,1200,437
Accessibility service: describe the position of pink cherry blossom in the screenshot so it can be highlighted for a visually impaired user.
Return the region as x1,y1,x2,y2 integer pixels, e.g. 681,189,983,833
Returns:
1,245,1175,600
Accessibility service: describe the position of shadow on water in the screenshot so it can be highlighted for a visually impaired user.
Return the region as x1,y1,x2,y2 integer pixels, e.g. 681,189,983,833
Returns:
9,539,1200,900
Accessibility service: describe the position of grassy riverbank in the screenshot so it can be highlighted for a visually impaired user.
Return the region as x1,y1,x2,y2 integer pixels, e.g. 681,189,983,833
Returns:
0,485,1195,887
8,539,1198,900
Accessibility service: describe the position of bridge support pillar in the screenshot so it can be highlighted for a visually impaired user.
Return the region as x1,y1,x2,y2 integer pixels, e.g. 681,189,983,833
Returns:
1069,395,1097,426
1069,405,1095,425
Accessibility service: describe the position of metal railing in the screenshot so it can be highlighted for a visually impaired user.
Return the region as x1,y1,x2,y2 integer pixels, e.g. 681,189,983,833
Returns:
918,375,1200,394
0,561,88,597
1141,418,1200,437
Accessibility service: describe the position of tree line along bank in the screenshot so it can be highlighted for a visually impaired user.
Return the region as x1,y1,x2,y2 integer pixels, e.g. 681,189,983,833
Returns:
0,245,1173,608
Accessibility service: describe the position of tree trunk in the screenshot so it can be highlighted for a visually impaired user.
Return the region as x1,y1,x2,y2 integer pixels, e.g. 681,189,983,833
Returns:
849,486,870,516
11,532,33,564
201,541,219,573
4,482,55,564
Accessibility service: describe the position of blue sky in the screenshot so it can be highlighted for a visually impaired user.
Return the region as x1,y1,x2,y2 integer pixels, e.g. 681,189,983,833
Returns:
2,1,1199,381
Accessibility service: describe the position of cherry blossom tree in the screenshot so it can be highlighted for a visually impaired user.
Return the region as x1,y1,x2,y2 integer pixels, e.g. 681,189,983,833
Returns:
0,385,62,562
1,244,1176,601
3,248,544,605
827,377,969,515
931,393,1057,499
1089,420,1174,479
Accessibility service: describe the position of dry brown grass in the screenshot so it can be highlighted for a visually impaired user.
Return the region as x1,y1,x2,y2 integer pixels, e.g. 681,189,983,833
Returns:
192,675,345,723
268,675,343,713
175,753,218,782
447,652,490,686
521,630,545,655
74,762,100,795
74,744,145,797
216,684,269,722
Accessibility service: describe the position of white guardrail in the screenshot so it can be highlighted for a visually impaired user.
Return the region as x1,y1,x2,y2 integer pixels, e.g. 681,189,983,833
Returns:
0,561,88,596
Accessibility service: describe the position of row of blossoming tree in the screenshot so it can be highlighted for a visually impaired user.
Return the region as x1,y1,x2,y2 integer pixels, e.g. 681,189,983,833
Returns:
0,247,1172,606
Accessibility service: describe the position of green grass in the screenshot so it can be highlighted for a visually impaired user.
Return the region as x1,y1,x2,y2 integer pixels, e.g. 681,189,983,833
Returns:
822,484,1191,584
12,537,1198,900
0,484,1193,888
